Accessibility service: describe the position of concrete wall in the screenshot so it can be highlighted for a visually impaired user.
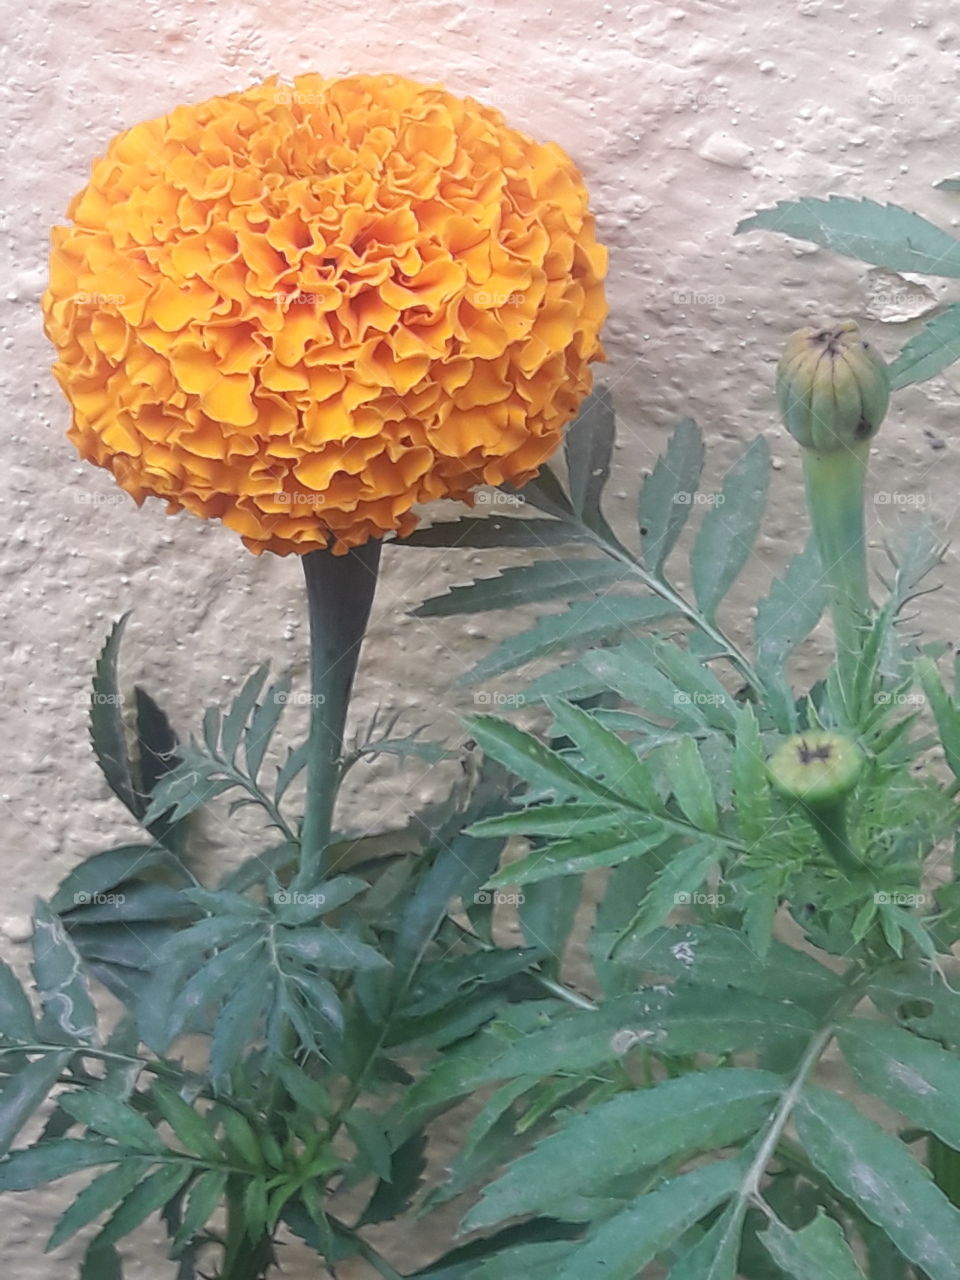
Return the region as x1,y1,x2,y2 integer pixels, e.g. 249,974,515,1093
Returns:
3,0,959,1273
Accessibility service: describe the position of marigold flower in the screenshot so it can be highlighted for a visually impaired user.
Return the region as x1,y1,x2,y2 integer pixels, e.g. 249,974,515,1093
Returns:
43,73,608,554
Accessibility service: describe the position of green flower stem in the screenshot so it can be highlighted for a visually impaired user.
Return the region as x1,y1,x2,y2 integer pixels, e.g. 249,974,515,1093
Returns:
222,1179,274,1280
298,540,383,886
801,443,871,686
801,797,862,878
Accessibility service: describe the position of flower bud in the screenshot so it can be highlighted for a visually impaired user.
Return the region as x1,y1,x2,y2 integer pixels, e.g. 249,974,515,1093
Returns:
767,731,864,806
776,321,890,453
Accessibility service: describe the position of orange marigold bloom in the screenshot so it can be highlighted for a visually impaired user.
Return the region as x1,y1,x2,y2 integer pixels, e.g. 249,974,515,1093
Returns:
43,74,608,554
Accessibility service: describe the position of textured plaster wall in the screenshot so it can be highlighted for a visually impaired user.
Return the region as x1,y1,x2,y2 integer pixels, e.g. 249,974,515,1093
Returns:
3,0,960,1274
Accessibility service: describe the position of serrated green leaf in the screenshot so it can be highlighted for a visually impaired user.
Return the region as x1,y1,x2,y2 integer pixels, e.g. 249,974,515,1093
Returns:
755,541,826,726
275,740,308,803
48,1157,152,1250
209,977,268,1080
610,924,842,1009
665,1202,746,1280
502,462,575,520
760,1209,866,1280
620,840,719,939
49,845,173,915
738,197,960,276
0,1139,125,1191
838,1018,960,1150
556,1159,741,1280
468,715,623,805
889,304,960,388
59,1090,166,1153
415,557,627,618
470,802,632,839
463,594,676,686
733,705,774,844
795,1085,960,1280
399,517,584,549
172,1169,228,1254
0,962,36,1042
0,1052,71,1157
545,698,663,810
563,391,616,533
89,614,139,816
916,657,960,778
659,736,718,832
243,675,291,783
580,641,707,730
220,665,268,763
463,1068,781,1230
487,825,665,887
94,1162,192,1249
691,436,769,621
31,902,98,1045
277,926,389,971
638,418,704,574
150,1087,222,1163
81,1241,122,1280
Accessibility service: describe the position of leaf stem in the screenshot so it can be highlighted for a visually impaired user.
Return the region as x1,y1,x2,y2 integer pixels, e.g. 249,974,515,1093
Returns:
582,526,764,695
741,967,869,1208
297,541,382,886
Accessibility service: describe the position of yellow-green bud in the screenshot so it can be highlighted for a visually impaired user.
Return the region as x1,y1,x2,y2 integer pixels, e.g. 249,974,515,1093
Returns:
767,731,864,806
776,321,890,453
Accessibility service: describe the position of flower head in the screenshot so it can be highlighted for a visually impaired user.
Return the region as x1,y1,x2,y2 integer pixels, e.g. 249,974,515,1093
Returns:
776,320,889,454
43,74,607,554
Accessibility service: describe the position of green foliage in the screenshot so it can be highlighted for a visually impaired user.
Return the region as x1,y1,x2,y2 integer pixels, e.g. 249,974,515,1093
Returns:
739,192,960,388
7,362,960,1280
